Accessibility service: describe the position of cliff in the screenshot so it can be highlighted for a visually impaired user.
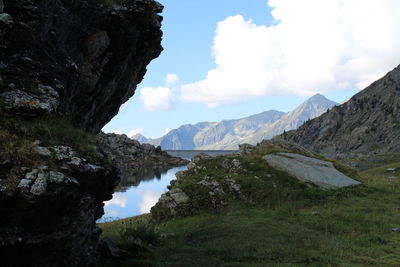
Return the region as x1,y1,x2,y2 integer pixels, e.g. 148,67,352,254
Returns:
0,0,163,266
281,65,400,159
0,0,163,133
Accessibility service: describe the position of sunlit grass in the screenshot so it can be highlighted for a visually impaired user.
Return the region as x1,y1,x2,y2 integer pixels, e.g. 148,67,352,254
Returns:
100,154,400,266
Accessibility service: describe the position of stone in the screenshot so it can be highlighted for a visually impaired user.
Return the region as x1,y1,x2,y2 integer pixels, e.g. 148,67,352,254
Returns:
391,228,400,233
239,143,255,154
0,0,162,265
0,13,13,26
169,188,189,204
17,179,33,192
34,146,52,157
52,146,76,160
386,168,397,172
263,152,361,188
0,87,59,116
0,0,3,13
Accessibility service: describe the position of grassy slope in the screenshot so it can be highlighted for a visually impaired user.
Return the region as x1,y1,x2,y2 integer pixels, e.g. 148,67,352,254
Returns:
100,157,400,267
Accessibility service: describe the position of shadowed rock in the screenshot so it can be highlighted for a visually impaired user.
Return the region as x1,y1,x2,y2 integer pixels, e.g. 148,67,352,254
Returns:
263,153,361,188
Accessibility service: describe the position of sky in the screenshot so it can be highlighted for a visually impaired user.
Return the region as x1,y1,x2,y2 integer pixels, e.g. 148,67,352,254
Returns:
103,0,400,138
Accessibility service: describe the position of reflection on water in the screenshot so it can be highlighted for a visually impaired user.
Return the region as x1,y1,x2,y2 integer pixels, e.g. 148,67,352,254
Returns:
115,166,173,192
102,166,188,221
101,150,237,221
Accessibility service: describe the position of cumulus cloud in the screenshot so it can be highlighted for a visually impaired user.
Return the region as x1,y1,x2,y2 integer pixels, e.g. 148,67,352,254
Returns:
104,194,127,208
180,0,400,106
139,191,160,214
140,86,174,112
166,73,180,85
127,128,144,138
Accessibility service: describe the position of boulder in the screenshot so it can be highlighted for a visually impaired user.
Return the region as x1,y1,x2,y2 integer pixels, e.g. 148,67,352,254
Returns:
0,13,12,26
263,152,361,188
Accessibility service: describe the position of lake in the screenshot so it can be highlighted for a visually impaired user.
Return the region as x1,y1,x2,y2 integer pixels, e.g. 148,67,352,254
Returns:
101,150,237,221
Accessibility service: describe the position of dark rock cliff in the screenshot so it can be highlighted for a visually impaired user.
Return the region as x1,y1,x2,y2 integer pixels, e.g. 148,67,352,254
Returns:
0,0,163,133
0,0,163,266
281,65,400,159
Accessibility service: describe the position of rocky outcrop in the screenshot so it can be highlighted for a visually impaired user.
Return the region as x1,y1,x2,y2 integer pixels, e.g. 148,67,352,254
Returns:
0,0,163,266
151,141,360,222
263,153,361,188
0,143,119,266
97,132,189,184
0,0,163,133
281,65,400,159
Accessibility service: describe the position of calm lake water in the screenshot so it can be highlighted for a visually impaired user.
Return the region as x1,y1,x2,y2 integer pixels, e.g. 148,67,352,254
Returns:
101,150,237,221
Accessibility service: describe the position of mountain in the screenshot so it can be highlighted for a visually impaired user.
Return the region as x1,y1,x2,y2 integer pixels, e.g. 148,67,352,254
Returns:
281,65,400,158
135,94,337,150
206,94,337,149
131,133,150,144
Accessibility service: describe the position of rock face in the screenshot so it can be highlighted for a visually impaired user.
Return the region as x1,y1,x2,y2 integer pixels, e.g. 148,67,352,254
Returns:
282,65,400,158
0,145,120,266
0,0,163,266
0,0,163,133
263,153,361,188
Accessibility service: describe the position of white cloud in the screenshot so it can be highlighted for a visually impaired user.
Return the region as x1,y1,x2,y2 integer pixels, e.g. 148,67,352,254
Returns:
127,128,144,138
104,194,127,208
166,73,180,85
140,86,174,112
139,191,160,214
180,0,400,106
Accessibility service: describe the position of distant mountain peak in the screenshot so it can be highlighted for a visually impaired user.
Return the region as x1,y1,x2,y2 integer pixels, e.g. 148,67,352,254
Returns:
281,64,400,157
305,93,332,103
131,94,337,150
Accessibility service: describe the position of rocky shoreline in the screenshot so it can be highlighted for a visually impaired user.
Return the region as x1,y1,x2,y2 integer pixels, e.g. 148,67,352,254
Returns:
98,132,189,182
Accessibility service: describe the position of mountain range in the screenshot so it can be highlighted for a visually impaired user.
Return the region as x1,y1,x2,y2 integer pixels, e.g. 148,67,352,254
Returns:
281,65,400,159
132,94,337,150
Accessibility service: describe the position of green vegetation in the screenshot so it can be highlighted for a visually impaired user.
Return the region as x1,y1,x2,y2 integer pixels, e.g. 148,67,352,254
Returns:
151,142,362,221
0,110,100,192
100,149,400,266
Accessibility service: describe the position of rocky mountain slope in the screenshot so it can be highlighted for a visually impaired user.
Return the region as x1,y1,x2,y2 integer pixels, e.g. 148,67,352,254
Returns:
134,94,336,150
281,65,400,159
0,0,163,266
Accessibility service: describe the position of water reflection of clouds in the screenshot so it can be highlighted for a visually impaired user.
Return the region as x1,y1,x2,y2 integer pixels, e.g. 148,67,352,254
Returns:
102,165,188,220
104,194,128,208
139,191,160,214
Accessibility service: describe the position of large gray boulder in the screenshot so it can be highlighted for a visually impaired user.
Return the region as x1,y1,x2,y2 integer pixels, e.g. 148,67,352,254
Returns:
263,152,361,188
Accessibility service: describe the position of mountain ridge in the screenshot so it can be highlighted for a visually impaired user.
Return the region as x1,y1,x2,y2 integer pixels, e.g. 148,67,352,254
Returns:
133,94,337,150
281,65,400,158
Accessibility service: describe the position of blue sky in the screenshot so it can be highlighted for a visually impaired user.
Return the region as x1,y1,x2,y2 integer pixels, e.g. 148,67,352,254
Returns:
103,0,400,138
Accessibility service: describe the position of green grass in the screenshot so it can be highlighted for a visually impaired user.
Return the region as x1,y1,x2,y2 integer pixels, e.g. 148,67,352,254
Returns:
150,143,363,221
100,156,400,266
0,110,101,192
